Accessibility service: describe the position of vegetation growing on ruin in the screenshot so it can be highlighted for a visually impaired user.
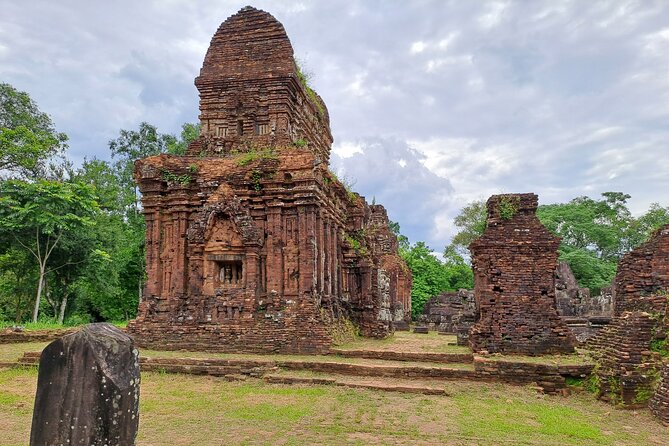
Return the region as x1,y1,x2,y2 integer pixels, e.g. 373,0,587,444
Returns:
345,231,369,257
650,338,669,357
447,194,669,296
294,59,325,117
293,138,308,148
160,169,192,185
250,169,263,191
234,147,278,166
496,195,519,220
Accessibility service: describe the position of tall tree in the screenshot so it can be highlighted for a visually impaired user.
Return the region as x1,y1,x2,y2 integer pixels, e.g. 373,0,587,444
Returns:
0,83,67,178
400,241,473,318
446,200,487,257
0,180,99,322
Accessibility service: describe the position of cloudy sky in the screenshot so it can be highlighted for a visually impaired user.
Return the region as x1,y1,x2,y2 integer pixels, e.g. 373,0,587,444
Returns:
1,0,668,250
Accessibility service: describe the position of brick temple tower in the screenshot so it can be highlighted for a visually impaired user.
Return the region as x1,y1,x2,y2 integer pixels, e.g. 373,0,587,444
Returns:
127,7,411,354
469,194,576,355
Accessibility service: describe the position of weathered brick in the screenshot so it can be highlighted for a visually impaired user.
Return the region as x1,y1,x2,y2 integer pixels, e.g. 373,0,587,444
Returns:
126,7,411,354
469,194,576,355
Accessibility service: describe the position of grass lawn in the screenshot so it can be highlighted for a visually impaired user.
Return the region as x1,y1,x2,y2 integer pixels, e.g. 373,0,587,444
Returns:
1,366,667,446
337,331,471,354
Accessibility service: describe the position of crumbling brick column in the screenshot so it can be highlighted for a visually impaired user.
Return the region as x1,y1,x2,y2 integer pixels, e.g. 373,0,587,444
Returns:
587,312,661,407
469,193,576,355
650,362,669,425
614,224,669,316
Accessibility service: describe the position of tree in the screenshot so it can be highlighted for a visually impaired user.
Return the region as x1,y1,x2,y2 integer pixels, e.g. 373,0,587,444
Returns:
400,241,473,318
0,180,99,322
389,220,409,250
446,200,487,257
0,83,67,178
537,192,633,261
164,122,201,155
447,193,669,295
107,121,201,304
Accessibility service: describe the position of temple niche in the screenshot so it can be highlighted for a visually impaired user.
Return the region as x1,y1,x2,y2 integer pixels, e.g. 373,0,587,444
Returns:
469,194,576,355
126,7,411,354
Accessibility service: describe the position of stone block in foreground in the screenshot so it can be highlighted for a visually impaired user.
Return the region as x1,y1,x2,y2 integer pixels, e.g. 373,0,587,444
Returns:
29,323,140,446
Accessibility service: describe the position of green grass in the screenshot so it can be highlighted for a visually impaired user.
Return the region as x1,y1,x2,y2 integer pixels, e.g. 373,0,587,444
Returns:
0,342,49,362
0,367,667,445
337,331,472,354
0,320,128,330
454,393,607,444
478,352,593,366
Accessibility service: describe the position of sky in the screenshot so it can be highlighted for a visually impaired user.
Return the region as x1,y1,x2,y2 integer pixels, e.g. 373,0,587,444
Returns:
1,0,668,251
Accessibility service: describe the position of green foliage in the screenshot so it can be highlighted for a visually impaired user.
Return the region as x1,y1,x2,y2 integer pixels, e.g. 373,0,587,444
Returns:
164,122,201,155
389,220,410,250
558,247,617,295
446,200,487,257
294,59,325,116
400,241,473,318
565,376,584,387
161,169,192,186
633,386,656,404
293,138,308,148
0,83,67,179
496,195,519,220
650,338,669,357
345,231,369,257
0,179,100,322
250,169,263,191
234,148,277,166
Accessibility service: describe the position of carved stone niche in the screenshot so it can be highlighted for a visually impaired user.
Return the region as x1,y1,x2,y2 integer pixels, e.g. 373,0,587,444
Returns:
202,213,247,295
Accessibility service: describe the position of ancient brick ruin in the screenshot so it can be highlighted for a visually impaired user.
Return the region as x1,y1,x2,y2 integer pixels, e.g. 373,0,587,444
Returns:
614,224,669,316
469,194,576,355
419,290,476,345
650,363,669,425
555,262,613,342
587,312,661,407
127,7,411,354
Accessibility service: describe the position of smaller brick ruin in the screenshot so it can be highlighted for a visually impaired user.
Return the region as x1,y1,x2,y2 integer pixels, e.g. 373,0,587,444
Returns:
556,262,613,342
555,262,612,317
650,363,669,425
469,193,576,355
419,290,476,345
587,312,661,407
614,224,669,316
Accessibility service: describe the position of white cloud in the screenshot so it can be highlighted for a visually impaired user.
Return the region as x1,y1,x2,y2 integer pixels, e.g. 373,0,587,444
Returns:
0,0,667,248
410,41,426,54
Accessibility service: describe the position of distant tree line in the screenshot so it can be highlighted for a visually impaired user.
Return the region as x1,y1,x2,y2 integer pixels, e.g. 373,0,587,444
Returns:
0,82,198,325
1,82,667,325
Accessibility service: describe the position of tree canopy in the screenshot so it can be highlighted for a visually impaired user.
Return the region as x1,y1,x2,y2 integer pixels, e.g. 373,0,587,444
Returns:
0,83,67,178
447,194,669,295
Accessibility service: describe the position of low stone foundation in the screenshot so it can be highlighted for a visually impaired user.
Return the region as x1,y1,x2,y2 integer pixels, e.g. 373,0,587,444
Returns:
127,295,334,354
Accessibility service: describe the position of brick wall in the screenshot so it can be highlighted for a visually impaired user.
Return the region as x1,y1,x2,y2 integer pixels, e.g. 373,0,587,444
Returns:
469,193,575,355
